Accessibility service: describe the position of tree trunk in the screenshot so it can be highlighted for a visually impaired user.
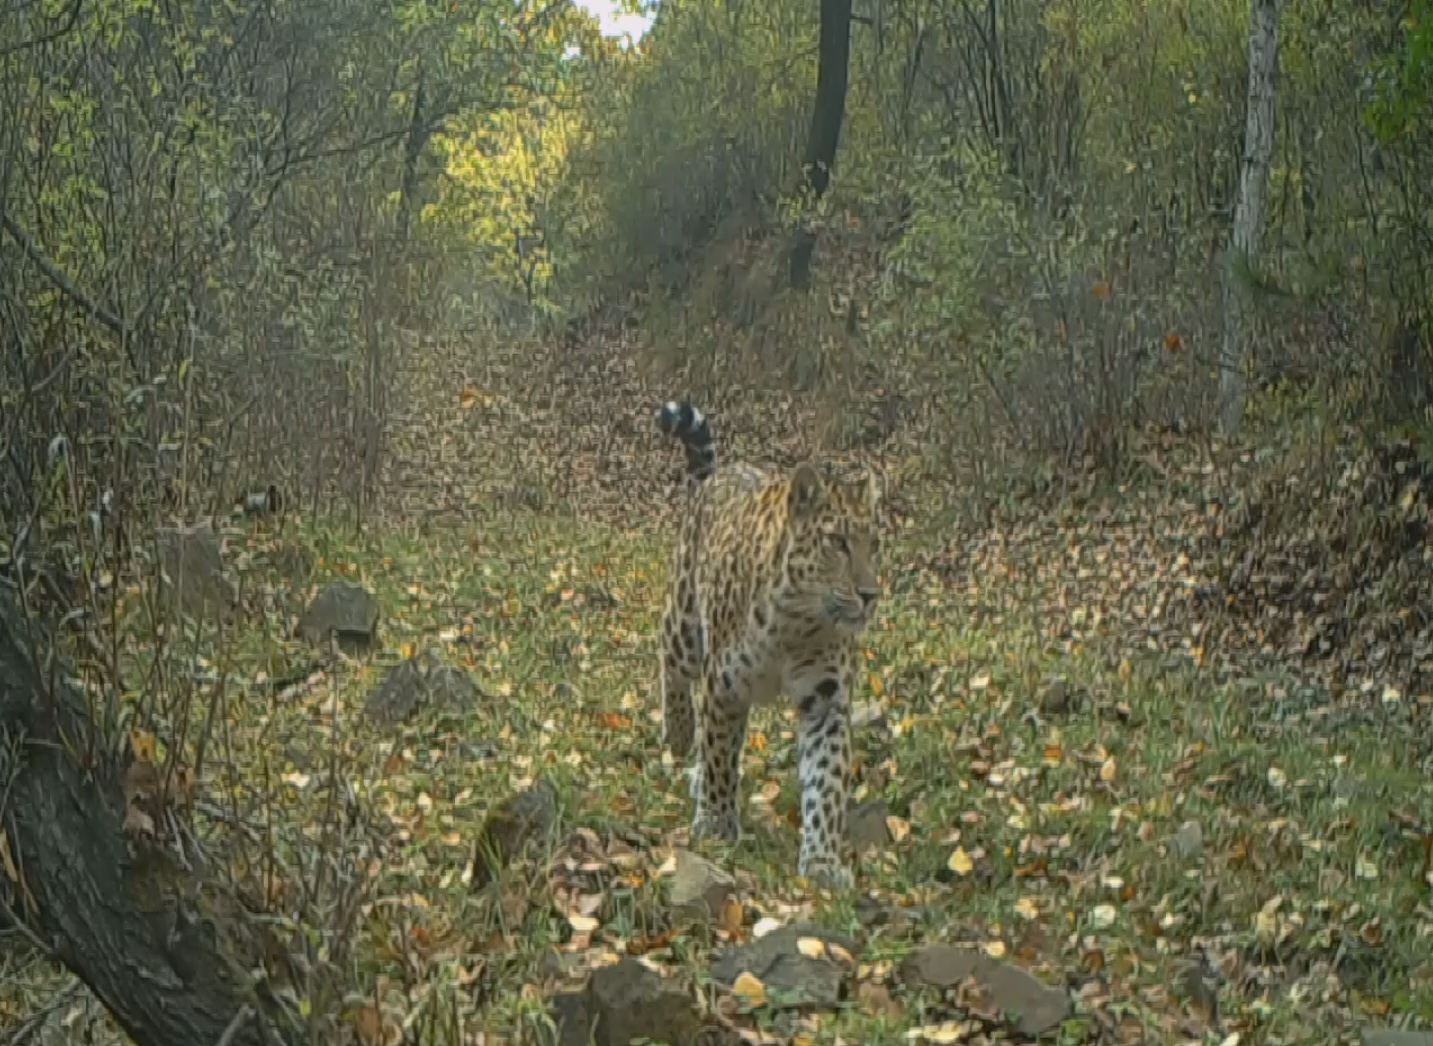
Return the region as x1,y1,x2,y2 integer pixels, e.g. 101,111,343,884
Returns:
789,0,854,291
1218,0,1283,436
395,72,429,246
0,592,299,1046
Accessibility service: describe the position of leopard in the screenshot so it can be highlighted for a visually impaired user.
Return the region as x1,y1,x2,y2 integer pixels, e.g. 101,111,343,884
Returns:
655,399,882,888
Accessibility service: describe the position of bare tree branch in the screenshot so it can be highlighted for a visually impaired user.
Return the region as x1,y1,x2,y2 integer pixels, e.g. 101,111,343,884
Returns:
0,208,127,336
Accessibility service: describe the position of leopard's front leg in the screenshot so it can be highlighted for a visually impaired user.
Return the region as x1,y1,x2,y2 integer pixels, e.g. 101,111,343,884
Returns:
790,660,854,888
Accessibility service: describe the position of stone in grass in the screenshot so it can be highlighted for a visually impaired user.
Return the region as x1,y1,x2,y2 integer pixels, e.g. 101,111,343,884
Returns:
548,958,704,1046
297,580,379,655
424,660,480,710
710,924,859,1011
363,652,482,725
901,943,1070,1038
1362,1033,1433,1046
364,658,426,724
667,848,737,924
469,779,558,890
156,524,239,622
1167,819,1205,861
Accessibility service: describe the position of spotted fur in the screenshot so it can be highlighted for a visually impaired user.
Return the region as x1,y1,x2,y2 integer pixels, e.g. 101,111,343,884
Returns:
656,399,882,888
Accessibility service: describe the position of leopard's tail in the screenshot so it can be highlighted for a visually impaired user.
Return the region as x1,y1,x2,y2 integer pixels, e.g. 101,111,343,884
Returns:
657,400,717,482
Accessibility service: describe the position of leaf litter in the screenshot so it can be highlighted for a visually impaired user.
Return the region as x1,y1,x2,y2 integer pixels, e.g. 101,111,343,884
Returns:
7,330,1433,1045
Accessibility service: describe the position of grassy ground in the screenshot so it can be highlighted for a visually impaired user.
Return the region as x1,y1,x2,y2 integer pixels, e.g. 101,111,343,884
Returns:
4,330,1432,1046
177,501,1432,1045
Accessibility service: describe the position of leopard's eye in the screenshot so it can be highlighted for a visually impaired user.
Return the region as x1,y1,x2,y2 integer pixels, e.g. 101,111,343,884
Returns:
834,534,852,555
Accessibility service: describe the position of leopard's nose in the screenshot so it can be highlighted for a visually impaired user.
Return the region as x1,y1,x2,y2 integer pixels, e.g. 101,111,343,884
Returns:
858,587,879,610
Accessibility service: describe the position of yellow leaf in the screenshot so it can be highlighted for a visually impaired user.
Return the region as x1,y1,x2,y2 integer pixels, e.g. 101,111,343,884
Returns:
1117,657,1132,684
731,971,767,1008
908,1020,974,1043
796,936,827,959
983,939,1007,958
718,895,745,936
947,847,974,875
1015,896,1041,920
869,672,884,697
1254,907,1278,943
1099,757,1117,783
568,912,600,934
885,815,911,843
129,729,157,763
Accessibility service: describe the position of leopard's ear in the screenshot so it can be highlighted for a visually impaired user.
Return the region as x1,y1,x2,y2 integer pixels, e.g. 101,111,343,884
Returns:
789,462,824,518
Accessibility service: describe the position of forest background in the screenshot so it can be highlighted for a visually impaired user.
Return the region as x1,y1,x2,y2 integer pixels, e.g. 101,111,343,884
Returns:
3,0,1433,1043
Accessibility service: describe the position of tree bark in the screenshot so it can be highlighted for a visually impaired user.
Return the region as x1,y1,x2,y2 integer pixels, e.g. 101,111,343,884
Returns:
789,0,854,291
396,71,431,246
0,591,298,1046
1218,0,1283,436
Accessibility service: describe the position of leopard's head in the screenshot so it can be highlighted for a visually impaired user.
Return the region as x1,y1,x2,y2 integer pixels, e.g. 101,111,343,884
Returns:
780,462,883,636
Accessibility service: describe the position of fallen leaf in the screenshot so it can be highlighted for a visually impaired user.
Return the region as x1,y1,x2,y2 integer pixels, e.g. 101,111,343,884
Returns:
1090,903,1117,929
718,894,745,936
906,1020,976,1043
752,917,783,938
886,814,912,842
797,936,828,959
568,913,600,934
731,971,767,1008
129,730,158,764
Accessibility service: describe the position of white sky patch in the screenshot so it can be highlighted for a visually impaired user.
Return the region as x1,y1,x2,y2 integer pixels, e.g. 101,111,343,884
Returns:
573,0,654,44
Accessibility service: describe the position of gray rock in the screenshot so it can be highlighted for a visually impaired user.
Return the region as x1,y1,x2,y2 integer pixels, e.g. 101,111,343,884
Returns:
900,943,980,988
710,924,858,1010
470,779,559,890
364,658,426,723
298,580,379,653
425,661,479,709
548,990,593,1046
901,943,1070,1038
1167,819,1205,861
156,524,237,621
586,958,702,1046
668,848,736,923
1362,1032,1433,1046
364,654,483,724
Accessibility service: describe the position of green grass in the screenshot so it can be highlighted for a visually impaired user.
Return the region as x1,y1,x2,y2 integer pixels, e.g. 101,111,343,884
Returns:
7,505,1433,1045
